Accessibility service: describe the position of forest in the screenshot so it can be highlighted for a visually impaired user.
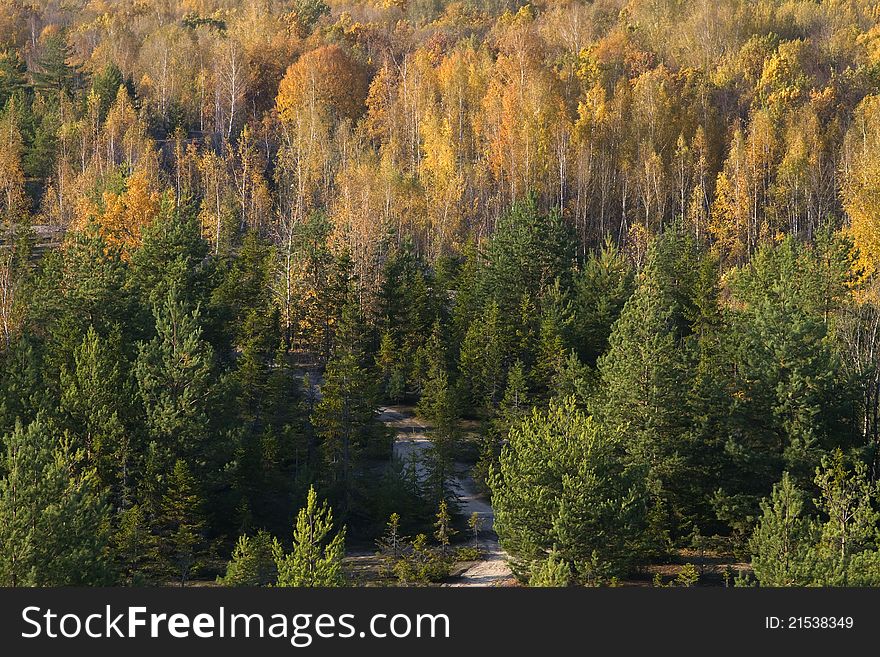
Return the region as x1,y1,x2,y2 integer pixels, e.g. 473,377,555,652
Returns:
4,0,880,587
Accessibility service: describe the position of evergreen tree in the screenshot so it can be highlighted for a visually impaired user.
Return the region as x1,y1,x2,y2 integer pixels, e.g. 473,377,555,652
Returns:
572,237,635,365
91,62,130,121
529,548,571,587
596,233,697,533
813,450,879,568
534,281,574,392
135,290,217,472
749,472,818,586
0,49,28,107
219,531,280,586
434,499,457,555
458,301,507,415
376,512,403,559
376,331,406,403
0,416,112,586
378,239,434,368
29,221,135,369
312,301,383,514
129,203,215,338
482,196,575,321
31,32,80,97
112,504,152,585
418,322,461,505
274,486,346,587
725,237,856,512
474,359,530,494
0,337,51,437
59,326,135,504
490,397,650,583
155,459,208,586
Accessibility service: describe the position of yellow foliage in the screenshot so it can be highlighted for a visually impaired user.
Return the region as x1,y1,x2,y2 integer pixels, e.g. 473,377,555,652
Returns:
842,95,880,278
80,166,161,254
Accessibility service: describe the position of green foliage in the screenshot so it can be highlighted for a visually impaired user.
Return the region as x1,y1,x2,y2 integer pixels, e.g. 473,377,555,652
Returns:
135,290,218,470
458,300,507,414
572,238,635,365
312,301,385,514
219,531,280,586
0,416,112,586
490,397,651,584
418,323,461,504
596,229,700,532
154,459,208,586
59,326,135,504
391,533,452,585
274,486,346,587
529,549,571,587
31,32,80,97
750,452,880,587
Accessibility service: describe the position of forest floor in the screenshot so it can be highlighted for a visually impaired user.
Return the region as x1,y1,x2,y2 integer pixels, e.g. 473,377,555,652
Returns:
377,405,517,587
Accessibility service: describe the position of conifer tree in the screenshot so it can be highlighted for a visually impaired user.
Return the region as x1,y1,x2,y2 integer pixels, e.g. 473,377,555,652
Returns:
474,359,530,494
274,486,345,587
529,549,571,587
490,397,649,583
219,531,280,586
458,301,506,415
155,459,208,586
0,416,112,586
0,49,28,107
59,326,135,504
376,512,403,559
418,322,461,505
312,301,382,514
749,472,817,586
572,238,635,365
597,260,693,530
135,290,217,470
434,499,457,555
112,504,151,585
32,31,80,97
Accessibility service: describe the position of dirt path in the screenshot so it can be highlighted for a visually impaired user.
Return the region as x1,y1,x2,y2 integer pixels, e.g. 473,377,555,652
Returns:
378,406,515,587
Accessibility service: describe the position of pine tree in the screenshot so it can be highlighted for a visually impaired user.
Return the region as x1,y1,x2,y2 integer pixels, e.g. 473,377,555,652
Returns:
274,486,346,587
112,504,152,585
572,237,635,365
128,202,214,325
596,258,693,531
0,49,28,107
219,531,280,586
474,359,530,494
155,459,208,586
749,472,817,586
434,499,457,555
376,512,403,559
534,281,574,392
490,397,649,583
91,62,128,121
0,337,51,437
458,301,506,415
529,549,571,587
814,450,879,566
0,415,112,586
30,221,135,368
418,322,460,505
312,300,383,514
726,237,855,503
376,331,405,403
482,197,575,321
59,326,135,504
135,290,217,471
31,32,80,97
